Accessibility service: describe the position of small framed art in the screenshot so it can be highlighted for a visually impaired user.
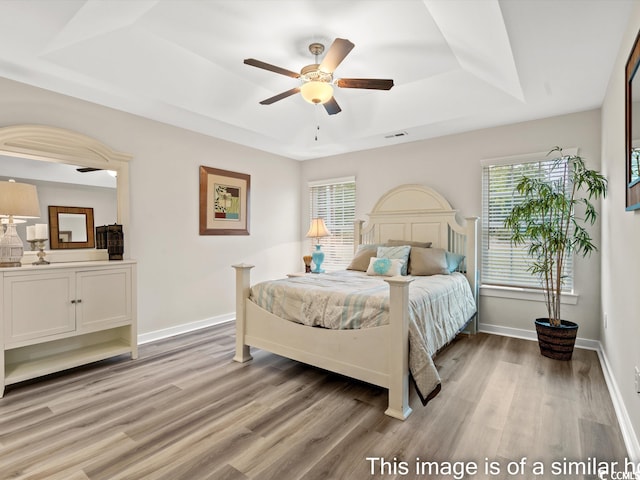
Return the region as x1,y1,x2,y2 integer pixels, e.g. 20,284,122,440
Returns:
199,166,250,235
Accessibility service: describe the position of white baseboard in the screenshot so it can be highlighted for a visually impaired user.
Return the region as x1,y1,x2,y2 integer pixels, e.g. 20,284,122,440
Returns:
137,313,235,345
478,322,600,350
596,345,640,464
479,322,640,463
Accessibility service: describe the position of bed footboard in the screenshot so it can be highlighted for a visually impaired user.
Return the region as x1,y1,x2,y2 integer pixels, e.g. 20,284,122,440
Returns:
231,264,414,420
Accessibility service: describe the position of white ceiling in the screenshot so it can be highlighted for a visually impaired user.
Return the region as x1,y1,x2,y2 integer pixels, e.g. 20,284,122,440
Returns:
0,0,633,161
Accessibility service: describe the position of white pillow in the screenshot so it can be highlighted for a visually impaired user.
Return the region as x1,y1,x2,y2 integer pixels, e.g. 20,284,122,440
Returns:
366,257,403,277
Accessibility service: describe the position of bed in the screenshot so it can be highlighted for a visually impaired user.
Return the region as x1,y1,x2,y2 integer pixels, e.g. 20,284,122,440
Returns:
232,184,478,420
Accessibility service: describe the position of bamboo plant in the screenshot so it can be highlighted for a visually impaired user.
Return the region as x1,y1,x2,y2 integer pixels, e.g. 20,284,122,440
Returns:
503,147,607,326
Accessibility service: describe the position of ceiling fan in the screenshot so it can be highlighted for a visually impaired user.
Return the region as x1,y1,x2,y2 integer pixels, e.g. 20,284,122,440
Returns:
244,38,394,115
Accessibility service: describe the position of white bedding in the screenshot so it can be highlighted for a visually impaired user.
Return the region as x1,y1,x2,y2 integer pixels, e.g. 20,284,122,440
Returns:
249,270,477,402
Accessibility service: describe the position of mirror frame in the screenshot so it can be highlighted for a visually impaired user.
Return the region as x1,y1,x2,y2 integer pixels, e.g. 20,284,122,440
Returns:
0,125,132,259
48,206,95,249
626,30,640,210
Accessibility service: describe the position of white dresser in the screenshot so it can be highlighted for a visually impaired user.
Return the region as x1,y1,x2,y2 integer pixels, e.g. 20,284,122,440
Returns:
0,260,137,396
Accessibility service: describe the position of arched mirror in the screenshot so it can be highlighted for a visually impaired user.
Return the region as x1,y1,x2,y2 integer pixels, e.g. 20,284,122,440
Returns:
625,30,640,210
0,125,131,262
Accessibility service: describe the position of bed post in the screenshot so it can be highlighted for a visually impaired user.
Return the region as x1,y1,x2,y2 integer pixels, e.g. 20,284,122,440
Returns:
354,219,364,253
465,216,479,332
384,276,414,420
232,264,254,363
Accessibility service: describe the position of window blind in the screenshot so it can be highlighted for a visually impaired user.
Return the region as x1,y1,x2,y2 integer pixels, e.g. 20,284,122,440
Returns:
481,157,573,292
308,177,356,271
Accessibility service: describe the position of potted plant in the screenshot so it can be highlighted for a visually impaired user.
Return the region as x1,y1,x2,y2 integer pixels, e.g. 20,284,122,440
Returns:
504,147,607,360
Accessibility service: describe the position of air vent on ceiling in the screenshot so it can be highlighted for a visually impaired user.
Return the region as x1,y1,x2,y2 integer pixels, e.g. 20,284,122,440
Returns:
384,131,408,139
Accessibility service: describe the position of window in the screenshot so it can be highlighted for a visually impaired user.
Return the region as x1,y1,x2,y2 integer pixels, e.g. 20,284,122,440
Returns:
632,147,640,180
481,152,574,292
308,177,356,271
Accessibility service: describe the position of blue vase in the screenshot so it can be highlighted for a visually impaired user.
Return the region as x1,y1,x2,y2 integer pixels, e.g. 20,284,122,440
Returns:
311,244,325,273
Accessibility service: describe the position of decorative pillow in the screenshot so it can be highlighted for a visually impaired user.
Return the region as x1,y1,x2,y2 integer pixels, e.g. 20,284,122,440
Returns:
409,247,450,276
385,239,432,248
346,244,379,272
377,245,411,275
445,251,465,273
366,257,403,277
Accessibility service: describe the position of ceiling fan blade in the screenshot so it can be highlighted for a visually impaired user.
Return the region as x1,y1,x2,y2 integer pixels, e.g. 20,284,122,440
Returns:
335,78,394,90
76,167,102,173
244,58,300,78
319,38,355,73
259,87,301,105
323,97,342,115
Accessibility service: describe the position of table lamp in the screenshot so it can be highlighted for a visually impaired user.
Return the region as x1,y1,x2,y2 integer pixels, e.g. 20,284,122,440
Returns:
305,218,331,273
0,180,41,267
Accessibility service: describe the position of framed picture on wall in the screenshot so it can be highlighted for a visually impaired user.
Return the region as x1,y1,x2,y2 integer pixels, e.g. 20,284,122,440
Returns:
626,29,640,210
199,166,250,235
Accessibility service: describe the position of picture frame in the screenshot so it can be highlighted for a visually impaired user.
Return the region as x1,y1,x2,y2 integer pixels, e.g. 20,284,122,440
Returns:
626,28,640,210
48,205,95,249
199,166,250,235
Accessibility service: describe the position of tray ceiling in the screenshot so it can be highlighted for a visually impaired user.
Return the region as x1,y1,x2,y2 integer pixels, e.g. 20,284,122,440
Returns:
0,0,632,160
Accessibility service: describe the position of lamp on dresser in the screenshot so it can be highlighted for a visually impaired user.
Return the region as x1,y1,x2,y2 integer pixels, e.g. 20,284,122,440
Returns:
306,218,331,273
0,179,41,267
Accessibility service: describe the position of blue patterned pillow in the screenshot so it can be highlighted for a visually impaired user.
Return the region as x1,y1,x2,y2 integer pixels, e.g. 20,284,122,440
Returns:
377,245,411,275
366,257,403,277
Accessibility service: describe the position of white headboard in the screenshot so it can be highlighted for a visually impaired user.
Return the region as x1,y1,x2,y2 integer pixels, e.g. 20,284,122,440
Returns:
354,184,478,303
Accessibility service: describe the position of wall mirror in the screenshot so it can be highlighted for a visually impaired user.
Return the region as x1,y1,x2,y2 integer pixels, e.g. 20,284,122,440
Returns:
0,125,132,261
625,30,640,210
48,206,95,249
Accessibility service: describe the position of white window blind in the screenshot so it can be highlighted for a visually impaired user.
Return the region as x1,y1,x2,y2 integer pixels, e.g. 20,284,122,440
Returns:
481,155,573,291
308,177,356,271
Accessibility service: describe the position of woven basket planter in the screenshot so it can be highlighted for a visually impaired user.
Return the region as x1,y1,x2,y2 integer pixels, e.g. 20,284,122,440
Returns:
534,318,578,361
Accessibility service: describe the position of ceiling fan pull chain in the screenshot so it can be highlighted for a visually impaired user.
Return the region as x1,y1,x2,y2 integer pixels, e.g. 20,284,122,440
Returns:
315,104,321,141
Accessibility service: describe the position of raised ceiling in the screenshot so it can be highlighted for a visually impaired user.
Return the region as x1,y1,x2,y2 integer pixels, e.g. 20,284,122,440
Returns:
0,0,633,160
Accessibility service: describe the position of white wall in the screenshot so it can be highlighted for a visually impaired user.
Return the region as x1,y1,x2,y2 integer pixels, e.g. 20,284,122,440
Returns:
0,74,607,341
0,77,302,335
601,1,640,458
301,109,603,340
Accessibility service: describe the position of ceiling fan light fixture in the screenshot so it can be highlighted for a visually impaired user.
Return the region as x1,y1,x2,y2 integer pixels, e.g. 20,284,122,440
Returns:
245,38,392,115
300,81,333,104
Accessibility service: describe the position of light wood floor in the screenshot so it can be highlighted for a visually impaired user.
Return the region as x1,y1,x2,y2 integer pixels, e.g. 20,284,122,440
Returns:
0,322,628,480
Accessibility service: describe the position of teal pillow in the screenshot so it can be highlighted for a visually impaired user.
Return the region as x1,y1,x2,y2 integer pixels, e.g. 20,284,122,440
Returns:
445,251,465,273
377,245,411,275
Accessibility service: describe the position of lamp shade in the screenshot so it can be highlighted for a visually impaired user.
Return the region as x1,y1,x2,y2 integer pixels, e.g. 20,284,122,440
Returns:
306,218,331,239
0,180,40,217
300,81,333,104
